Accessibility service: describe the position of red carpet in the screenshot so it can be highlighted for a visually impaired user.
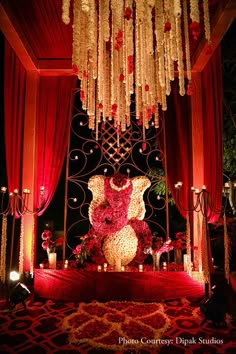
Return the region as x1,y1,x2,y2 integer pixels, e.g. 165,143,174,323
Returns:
0,295,236,353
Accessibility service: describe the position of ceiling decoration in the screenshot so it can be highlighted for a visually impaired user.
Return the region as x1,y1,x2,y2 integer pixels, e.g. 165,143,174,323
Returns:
62,0,211,140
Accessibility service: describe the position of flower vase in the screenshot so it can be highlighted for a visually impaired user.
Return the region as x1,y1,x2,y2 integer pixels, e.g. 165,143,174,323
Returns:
174,248,182,265
153,252,161,271
47,248,57,269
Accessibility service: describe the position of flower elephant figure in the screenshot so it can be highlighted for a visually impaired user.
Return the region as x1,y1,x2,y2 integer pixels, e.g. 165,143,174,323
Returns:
78,173,152,267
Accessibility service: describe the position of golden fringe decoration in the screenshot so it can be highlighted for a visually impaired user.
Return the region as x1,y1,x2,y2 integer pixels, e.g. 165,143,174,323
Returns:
0,215,7,284
30,215,36,275
223,213,230,283
202,216,210,289
19,218,24,276
196,212,202,272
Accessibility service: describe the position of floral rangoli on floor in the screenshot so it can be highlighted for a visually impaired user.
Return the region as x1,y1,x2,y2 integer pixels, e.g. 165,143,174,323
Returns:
62,301,171,350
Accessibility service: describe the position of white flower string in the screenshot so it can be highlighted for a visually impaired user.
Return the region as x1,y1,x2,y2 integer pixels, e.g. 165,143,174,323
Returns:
0,215,7,284
19,218,24,276
62,0,210,138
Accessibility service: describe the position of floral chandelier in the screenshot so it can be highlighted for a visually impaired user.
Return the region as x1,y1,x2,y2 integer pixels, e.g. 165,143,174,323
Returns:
62,0,210,139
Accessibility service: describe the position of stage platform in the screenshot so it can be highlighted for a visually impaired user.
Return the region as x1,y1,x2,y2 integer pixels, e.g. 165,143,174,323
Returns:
34,268,205,302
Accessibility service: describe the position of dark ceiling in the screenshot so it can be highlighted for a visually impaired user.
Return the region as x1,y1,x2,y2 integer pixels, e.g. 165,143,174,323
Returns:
1,0,235,74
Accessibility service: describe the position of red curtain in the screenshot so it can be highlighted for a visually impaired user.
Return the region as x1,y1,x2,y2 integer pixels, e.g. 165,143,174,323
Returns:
35,76,77,215
159,80,192,219
4,41,26,193
201,46,223,223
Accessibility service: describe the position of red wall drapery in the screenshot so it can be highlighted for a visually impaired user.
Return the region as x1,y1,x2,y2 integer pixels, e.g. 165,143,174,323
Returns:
201,46,223,223
4,41,26,193
160,80,192,219
160,47,223,224
35,76,77,215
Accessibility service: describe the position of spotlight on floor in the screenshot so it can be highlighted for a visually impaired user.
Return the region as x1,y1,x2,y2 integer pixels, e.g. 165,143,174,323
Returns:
8,282,31,310
9,271,20,282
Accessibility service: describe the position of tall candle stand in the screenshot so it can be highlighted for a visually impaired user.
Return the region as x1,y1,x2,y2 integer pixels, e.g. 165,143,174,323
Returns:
0,186,45,285
174,182,223,295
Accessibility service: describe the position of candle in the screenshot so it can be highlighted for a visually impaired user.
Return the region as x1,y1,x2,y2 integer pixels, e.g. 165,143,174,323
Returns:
39,263,44,269
64,260,69,269
97,265,102,272
184,254,190,272
1,186,7,192
103,263,107,271
162,262,167,270
139,264,143,272
23,188,30,194
121,266,125,272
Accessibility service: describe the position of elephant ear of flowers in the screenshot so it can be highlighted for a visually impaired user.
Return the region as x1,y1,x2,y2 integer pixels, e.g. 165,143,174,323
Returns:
88,175,106,224
128,176,151,220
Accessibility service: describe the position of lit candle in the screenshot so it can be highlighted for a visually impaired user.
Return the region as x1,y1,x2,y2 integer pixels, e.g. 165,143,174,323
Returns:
103,263,107,270
23,188,30,194
139,264,143,272
121,266,125,272
39,263,44,269
97,265,102,272
163,262,167,270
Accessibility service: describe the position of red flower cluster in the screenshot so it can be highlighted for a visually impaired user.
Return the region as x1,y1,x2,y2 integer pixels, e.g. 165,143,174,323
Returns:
114,29,123,51
189,21,200,40
41,230,63,252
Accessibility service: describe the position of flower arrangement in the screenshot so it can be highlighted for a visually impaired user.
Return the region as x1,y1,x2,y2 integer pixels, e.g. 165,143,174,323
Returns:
72,229,105,266
171,232,187,250
41,230,63,253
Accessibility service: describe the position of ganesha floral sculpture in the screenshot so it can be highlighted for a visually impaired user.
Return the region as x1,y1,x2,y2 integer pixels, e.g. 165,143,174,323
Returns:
74,173,152,269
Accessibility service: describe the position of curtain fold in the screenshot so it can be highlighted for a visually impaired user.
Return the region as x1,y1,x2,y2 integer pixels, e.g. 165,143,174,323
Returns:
35,76,77,215
160,80,192,219
4,40,26,193
201,46,223,223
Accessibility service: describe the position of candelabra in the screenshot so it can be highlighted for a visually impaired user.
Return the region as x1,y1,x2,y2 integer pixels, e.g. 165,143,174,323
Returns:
0,186,45,285
174,181,236,293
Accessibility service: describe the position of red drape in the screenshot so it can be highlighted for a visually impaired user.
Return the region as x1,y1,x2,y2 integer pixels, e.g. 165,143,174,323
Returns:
159,80,192,219
4,41,26,193
201,46,223,223
35,76,77,215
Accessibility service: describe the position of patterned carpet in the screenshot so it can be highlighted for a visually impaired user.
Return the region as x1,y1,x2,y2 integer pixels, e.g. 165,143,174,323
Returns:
0,293,236,354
